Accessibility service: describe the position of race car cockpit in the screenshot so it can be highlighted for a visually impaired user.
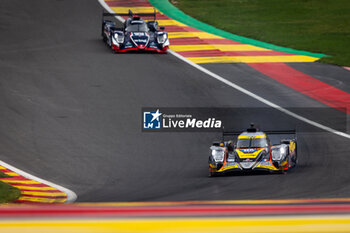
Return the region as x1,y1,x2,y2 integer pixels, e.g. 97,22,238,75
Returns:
125,20,149,32
236,134,270,149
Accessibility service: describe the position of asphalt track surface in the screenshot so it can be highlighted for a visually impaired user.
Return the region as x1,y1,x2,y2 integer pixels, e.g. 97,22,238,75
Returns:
0,0,350,202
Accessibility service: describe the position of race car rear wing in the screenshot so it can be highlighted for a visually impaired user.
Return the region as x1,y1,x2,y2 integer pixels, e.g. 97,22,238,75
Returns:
222,129,296,136
103,9,157,21
221,124,296,143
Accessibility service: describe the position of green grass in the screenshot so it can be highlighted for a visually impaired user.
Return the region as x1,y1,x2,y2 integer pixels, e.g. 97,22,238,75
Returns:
173,0,350,66
0,171,21,203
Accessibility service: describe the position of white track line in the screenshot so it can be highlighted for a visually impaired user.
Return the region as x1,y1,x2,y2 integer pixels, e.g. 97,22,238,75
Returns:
169,51,350,139
97,0,350,140
0,160,77,203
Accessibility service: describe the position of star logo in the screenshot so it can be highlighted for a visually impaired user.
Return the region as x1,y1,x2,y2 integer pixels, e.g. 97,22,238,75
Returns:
151,109,162,122
143,109,162,129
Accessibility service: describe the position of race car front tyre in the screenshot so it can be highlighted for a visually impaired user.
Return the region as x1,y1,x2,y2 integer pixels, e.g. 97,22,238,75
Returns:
107,37,112,47
208,169,217,177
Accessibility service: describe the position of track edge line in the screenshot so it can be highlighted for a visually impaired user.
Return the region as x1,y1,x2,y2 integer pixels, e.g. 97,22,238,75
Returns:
168,50,350,139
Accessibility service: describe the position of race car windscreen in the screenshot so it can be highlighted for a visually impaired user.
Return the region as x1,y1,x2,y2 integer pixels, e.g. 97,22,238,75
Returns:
125,22,149,32
237,138,268,148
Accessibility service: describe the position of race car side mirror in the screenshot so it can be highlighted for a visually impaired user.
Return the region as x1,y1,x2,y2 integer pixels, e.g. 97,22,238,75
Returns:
111,27,124,32
212,141,224,146
160,26,165,30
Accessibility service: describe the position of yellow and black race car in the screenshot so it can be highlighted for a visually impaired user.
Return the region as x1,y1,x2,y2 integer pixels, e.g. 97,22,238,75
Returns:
208,124,297,176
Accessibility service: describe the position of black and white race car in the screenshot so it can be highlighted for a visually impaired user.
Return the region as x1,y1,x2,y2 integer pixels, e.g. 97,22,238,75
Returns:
102,10,169,53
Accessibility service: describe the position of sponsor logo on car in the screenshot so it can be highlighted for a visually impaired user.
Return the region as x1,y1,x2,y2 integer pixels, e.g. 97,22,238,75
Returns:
241,148,257,153
133,39,147,43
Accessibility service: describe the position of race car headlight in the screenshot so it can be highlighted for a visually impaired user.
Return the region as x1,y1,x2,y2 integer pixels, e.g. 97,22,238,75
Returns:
271,146,287,161
157,33,167,44
114,33,124,44
210,147,225,162
280,146,286,155
271,149,282,161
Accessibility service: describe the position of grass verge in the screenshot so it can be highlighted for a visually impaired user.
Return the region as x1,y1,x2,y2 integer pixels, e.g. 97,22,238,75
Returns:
0,171,21,203
172,0,350,66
